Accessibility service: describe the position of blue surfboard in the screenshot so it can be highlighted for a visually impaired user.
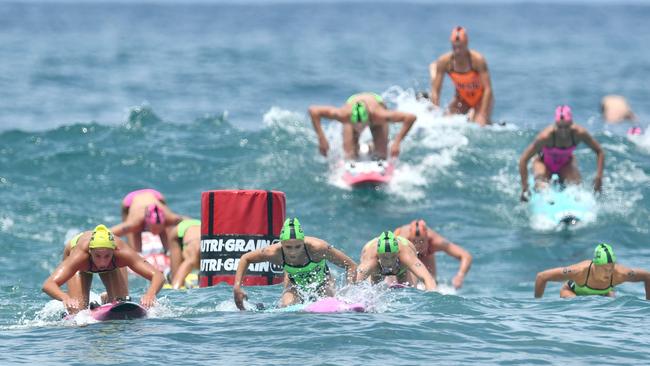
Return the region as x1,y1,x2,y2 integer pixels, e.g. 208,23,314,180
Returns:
528,176,597,230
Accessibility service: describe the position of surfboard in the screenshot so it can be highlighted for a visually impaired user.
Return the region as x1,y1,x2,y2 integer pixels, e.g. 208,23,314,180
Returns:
261,297,366,313
528,176,596,229
342,159,394,187
89,301,147,321
64,301,147,322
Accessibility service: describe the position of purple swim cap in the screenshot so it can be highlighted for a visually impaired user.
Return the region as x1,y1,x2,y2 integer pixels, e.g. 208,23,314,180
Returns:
555,105,573,122
145,204,165,226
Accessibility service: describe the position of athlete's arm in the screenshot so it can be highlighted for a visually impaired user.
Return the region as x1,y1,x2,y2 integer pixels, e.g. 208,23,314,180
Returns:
121,244,164,308
578,128,605,192
374,109,416,158
400,247,437,291
355,244,378,283
42,251,89,310
434,234,472,289
616,266,650,300
320,243,358,285
430,56,447,107
518,132,547,201
308,105,342,157
474,54,492,126
233,246,278,310
534,264,582,298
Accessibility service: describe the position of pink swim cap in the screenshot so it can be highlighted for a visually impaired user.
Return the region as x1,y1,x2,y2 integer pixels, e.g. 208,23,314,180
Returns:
145,204,165,226
555,105,573,122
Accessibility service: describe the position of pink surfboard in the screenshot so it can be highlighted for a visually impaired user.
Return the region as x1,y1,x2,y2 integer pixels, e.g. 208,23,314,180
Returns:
89,301,147,321
342,160,394,187
303,297,366,313
65,301,147,322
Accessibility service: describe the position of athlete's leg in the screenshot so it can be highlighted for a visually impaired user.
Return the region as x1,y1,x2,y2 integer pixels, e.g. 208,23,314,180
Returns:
447,97,471,115
559,156,581,185
99,269,129,302
532,156,552,191
342,123,360,160
66,272,93,314
370,123,389,160
279,287,302,307
171,240,200,289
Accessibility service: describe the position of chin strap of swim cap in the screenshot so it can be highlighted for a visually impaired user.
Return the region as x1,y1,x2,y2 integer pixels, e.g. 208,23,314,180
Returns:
89,224,116,250
145,204,165,226
593,243,616,265
350,102,369,124
279,217,305,241
377,231,399,254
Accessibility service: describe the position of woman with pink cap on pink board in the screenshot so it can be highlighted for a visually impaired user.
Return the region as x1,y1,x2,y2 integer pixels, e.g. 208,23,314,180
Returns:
518,105,605,202
110,189,185,273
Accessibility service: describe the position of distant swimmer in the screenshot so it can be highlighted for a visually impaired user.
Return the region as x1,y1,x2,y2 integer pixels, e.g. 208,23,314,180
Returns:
429,26,494,126
355,231,437,290
42,225,164,314
601,95,636,123
233,218,357,310
167,218,201,289
110,189,184,262
394,219,472,289
535,243,650,299
308,92,416,160
518,105,605,202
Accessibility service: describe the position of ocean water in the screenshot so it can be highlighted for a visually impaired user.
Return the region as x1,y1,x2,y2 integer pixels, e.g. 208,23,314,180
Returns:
1,1,650,365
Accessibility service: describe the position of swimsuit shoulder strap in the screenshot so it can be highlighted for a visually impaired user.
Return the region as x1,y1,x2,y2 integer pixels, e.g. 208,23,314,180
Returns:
552,129,557,147
582,261,594,287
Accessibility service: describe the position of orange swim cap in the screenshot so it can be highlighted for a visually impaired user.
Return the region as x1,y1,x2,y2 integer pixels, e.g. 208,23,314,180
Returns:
450,26,468,44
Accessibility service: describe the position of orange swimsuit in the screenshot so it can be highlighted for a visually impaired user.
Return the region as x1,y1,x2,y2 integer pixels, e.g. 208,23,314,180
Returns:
447,55,484,107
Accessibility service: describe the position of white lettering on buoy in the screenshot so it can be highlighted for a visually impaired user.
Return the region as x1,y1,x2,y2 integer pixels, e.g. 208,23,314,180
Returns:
201,238,273,253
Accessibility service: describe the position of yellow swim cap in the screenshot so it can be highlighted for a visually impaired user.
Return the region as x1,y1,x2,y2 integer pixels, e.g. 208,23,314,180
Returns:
89,224,116,250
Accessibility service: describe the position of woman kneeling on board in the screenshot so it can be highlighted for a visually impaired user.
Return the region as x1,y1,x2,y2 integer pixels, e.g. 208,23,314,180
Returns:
233,218,357,310
42,225,165,314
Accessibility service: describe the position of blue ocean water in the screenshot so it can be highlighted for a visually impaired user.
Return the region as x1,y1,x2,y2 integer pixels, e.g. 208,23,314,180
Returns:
1,1,650,364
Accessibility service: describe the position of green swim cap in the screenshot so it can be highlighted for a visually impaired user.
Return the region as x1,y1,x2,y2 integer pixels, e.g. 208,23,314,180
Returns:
377,231,399,254
279,218,305,241
593,243,616,265
350,102,369,124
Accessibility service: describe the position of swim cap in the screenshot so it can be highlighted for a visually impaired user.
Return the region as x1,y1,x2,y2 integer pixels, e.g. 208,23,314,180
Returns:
555,105,573,123
279,218,305,241
145,204,165,226
593,243,616,265
88,224,116,250
409,219,427,238
350,102,369,124
450,26,468,44
377,231,399,254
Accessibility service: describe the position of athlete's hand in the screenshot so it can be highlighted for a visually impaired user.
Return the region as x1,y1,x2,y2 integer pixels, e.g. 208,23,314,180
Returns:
140,294,157,308
452,273,465,289
318,138,329,157
233,287,248,310
593,176,603,193
390,142,401,158
63,296,80,311
474,113,489,127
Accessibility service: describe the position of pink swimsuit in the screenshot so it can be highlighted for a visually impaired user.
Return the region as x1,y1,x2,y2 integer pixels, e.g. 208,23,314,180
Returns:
122,189,164,207
541,131,576,173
